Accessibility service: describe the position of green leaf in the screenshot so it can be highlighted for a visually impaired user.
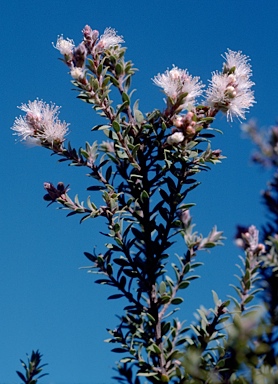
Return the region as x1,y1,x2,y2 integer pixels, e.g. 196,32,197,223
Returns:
135,109,144,123
212,290,219,305
97,63,103,76
179,203,196,210
137,372,158,377
161,321,171,335
243,295,254,304
218,316,230,324
117,100,129,115
105,165,113,182
108,294,124,300
160,295,171,304
159,281,166,295
119,276,126,288
109,75,119,87
84,252,96,262
178,281,190,289
114,258,129,267
148,343,161,355
185,275,200,281
159,189,169,203
107,263,113,275
146,312,156,323
112,121,121,133
121,92,130,105
171,297,184,305
111,348,128,353
140,190,149,202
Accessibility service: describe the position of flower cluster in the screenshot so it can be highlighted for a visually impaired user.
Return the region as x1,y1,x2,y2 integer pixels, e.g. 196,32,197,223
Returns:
152,66,204,111
206,49,255,121
53,26,124,81
11,100,69,147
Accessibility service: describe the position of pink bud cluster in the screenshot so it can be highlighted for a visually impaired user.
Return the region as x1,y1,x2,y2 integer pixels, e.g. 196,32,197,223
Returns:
167,111,197,145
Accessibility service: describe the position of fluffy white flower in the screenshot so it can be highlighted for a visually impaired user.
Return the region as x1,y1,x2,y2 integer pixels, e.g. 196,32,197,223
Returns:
70,66,85,80
167,131,184,145
53,35,75,55
11,100,69,146
153,66,204,109
206,50,255,121
12,115,35,141
94,28,124,54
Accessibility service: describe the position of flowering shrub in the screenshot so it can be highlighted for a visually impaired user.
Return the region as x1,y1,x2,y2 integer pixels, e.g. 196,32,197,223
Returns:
12,25,278,383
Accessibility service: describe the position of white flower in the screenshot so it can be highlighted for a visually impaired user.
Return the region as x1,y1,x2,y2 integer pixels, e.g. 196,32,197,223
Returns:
53,35,75,55
12,115,35,141
94,28,124,54
206,50,255,121
12,100,69,146
167,131,184,145
153,66,204,109
70,66,85,80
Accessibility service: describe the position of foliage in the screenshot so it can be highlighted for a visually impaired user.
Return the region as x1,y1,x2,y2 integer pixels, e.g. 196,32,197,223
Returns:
16,350,48,384
12,25,278,383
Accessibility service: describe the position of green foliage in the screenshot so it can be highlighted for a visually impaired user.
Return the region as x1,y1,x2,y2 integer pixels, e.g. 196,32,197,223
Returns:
16,350,48,384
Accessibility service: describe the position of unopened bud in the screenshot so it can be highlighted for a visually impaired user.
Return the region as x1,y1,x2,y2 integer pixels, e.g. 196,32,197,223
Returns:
172,115,184,128
185,125,196,137
225,86,237,98
185,111,194,121
255,243,265,254
73,42,87,68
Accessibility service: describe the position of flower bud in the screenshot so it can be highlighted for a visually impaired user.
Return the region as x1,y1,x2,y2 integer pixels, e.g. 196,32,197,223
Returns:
82,25,99,52
73,42,87,68
172,115,184,128
185,125,196,137
225,86,237,98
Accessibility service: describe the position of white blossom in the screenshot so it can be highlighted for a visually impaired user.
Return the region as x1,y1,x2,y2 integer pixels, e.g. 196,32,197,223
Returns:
153,66,204,109
167,131,184,145
53,35,75,55
12,115,35,141
70,66,85,80
206,49,255,121
94,28,124,54
11,100,69,146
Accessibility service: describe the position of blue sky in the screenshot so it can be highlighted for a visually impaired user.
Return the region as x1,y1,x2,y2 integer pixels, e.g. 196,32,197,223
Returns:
1,1,278,383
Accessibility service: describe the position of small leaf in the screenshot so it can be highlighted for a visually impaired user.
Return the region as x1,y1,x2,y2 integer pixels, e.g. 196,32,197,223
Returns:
121,92,130,105
114,258,129,267
171,297,184,305
111,348,127,353
140,190,149,202
108,294,124,300
105,166,113,182
112,121,121,133
84,252,96,262
178,281,190,289
243,295,254,304
212,290,219,305
159,281,166,295
119,276,126,288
